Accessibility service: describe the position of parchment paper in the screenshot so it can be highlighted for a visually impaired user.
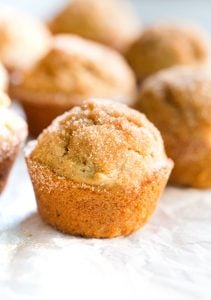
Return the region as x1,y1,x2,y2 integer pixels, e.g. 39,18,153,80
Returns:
0,154,210,300
0,157,211,300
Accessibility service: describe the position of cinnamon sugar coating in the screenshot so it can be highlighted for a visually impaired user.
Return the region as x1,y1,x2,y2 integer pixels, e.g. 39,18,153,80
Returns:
26,99,173,237
12,35,136,105
125,23,211,80
11,35,137,135
49,0,140,52
30,99,169,187
138,66,211,188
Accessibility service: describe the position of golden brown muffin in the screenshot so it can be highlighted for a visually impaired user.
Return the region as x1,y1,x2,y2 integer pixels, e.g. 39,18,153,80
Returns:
11,34,137,136
26,99,173,238
0,62,8,91
49,0,140,52
137,66,211,188
125,23,211,80
0,92,27,193
0,6,51,72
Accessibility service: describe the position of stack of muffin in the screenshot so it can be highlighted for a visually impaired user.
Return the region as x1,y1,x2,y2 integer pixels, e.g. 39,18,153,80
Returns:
1,0,211,238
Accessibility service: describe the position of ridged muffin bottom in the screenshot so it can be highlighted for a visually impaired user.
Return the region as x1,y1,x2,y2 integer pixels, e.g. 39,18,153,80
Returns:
26,157,173,238
21,100,71,137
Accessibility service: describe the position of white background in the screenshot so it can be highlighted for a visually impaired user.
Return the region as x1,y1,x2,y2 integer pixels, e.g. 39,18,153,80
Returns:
0,0,211,31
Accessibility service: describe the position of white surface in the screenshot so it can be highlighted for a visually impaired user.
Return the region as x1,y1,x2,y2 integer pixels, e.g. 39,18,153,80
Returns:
0,155,211,300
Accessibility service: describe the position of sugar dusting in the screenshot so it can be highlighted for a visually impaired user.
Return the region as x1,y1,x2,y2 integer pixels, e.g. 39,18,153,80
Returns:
13,34,136,107
140,65,211,124
28,99,171,189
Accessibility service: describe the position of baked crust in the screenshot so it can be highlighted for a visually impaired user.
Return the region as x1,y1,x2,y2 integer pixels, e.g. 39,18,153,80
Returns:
49,0,140,52
138,66,211,188
20,98,71,137
11,35,137,135
26,99,173,237
26,157,172,238
125,23,211,80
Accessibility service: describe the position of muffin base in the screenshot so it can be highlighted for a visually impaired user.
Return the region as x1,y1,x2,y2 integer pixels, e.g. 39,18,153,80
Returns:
0,145,19,193
22,100,71,136
168,141,211,188
9,86,74,136
26,157,173,238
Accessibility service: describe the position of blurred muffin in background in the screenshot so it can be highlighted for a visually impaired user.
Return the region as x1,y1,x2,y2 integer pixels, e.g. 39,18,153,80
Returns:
0,62,8,91
0,92,27,194
125,23,211,80
137,66,211,188
0,6,51,74
49,0,140,52
26,99,173,238
11,34,137,136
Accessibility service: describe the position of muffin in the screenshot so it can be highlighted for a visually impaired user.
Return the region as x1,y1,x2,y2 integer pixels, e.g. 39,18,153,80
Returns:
138,66,211,188
11,34,137,136
49,0,140,52
26,99,173,238
0,62,8,91
0,92,27,193
0,6,51,73
125,23,211,80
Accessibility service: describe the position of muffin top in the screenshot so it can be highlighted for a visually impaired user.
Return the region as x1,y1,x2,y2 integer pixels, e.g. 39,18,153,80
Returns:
28,99,170,189
138,66,211,128
14,35,136,106
0,6,51,71
0,92,27,159
126,23,211,79
0,62,8,91
49,0,140,52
